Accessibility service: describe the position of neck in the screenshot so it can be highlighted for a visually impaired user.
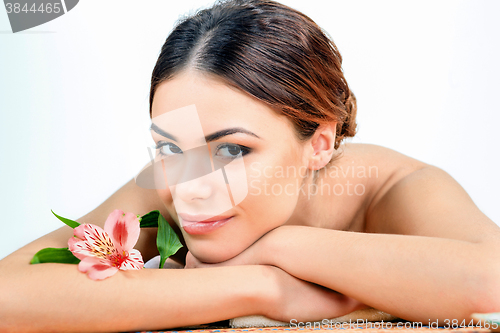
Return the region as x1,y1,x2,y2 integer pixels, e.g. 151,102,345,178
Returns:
285,168,323,227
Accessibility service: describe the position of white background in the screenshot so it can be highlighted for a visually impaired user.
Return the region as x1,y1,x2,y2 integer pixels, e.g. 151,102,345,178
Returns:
1,0,499,260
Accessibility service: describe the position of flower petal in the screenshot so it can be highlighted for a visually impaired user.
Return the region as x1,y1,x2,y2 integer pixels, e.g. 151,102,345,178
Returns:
103,209,126,251
78,257,119,280
68,237,91,261
103,209,123,232
73,224,86,240
104,210,140,252
82,224,119,256
68,224,119,263
119,249,144,270
78,256,107,272
87,265,119,280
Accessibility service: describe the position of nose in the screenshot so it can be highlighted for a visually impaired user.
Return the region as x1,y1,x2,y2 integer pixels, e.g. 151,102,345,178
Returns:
173,175,213,202
163,144,215,201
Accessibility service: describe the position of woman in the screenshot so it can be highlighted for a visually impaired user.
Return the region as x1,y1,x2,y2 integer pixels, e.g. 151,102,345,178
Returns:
1,0,499,332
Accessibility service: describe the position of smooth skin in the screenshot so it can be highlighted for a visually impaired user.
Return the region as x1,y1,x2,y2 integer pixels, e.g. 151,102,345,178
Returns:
1,70,500,332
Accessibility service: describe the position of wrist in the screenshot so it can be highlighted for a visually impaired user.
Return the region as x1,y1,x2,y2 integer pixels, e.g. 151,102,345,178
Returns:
248,265,281,317
260,225,289,267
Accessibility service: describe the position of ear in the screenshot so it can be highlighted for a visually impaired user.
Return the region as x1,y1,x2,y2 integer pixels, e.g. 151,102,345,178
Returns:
307,122,337,170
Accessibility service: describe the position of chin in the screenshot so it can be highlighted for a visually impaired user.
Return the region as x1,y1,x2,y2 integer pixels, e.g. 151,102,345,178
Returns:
188,240,247,264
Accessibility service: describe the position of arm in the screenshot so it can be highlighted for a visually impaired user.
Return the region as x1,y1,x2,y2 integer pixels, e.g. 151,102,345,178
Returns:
0,180,270,332
72,177,188,264
262,227,500,323
0,178,258,332
0,178,360,332
191,166,500,323
0,257,270,332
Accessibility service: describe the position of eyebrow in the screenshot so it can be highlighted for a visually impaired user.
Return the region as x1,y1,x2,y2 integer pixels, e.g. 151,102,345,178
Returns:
205,127,261,142
150,123,177,141
150,123,261,142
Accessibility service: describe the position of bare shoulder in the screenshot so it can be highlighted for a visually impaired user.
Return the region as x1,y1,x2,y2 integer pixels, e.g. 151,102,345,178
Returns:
336,142,430,204
338,143,429,172
321,143,430,231
341,143,500,242
360,152,500,243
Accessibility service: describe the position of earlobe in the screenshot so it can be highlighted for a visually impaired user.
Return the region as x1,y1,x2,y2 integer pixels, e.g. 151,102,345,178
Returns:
308,123,337,170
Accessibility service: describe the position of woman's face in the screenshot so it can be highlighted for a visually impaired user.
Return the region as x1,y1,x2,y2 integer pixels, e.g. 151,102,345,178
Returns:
151,70,311,263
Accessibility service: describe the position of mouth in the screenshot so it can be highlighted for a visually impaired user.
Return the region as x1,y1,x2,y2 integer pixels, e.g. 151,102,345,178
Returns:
178,213,234,235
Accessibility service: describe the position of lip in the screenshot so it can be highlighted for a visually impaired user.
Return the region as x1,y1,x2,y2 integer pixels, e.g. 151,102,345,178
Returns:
178,213,234,235
178,212,233,223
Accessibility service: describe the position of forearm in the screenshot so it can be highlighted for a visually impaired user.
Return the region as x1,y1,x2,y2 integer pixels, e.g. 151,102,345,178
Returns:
0,253,271,332
263,226,500,322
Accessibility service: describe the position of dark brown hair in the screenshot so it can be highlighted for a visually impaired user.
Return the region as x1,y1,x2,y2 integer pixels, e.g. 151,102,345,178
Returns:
150,0,357,149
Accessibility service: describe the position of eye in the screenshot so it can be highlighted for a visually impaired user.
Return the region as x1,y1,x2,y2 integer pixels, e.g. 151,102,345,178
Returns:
215,144,250,159
156,142,183,156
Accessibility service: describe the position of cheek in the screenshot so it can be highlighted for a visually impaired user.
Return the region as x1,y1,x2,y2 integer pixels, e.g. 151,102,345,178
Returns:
247,174,300,216
245,163,304,224
155,188,175,214
156,187,171,201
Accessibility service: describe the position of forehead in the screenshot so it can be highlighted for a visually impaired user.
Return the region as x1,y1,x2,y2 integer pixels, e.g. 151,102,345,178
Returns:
150,71,289,135
151,104,206,149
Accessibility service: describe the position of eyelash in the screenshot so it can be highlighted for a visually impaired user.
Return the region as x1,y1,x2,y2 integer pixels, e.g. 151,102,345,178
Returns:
218,144,252,159
155,142,181,156
155,141,252,158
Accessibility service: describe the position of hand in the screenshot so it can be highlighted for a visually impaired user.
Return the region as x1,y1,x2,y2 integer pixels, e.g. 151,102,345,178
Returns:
184,227,369,322
184,250,204,268
185,253,369,322
184,227,277,268
184,246,261,268
264,266,370,323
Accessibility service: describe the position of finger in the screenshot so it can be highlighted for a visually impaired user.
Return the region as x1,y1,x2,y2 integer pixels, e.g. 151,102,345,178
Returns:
184,251,198,269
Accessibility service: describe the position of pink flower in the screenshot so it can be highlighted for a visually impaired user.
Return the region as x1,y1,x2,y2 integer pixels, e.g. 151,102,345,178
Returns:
68,209,144,280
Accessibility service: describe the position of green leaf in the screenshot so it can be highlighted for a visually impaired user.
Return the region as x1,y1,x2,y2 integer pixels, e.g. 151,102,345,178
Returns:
156,212,183,268
140,210,183,267
30,247,80,265
140,210,160,228
51,210,81,229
